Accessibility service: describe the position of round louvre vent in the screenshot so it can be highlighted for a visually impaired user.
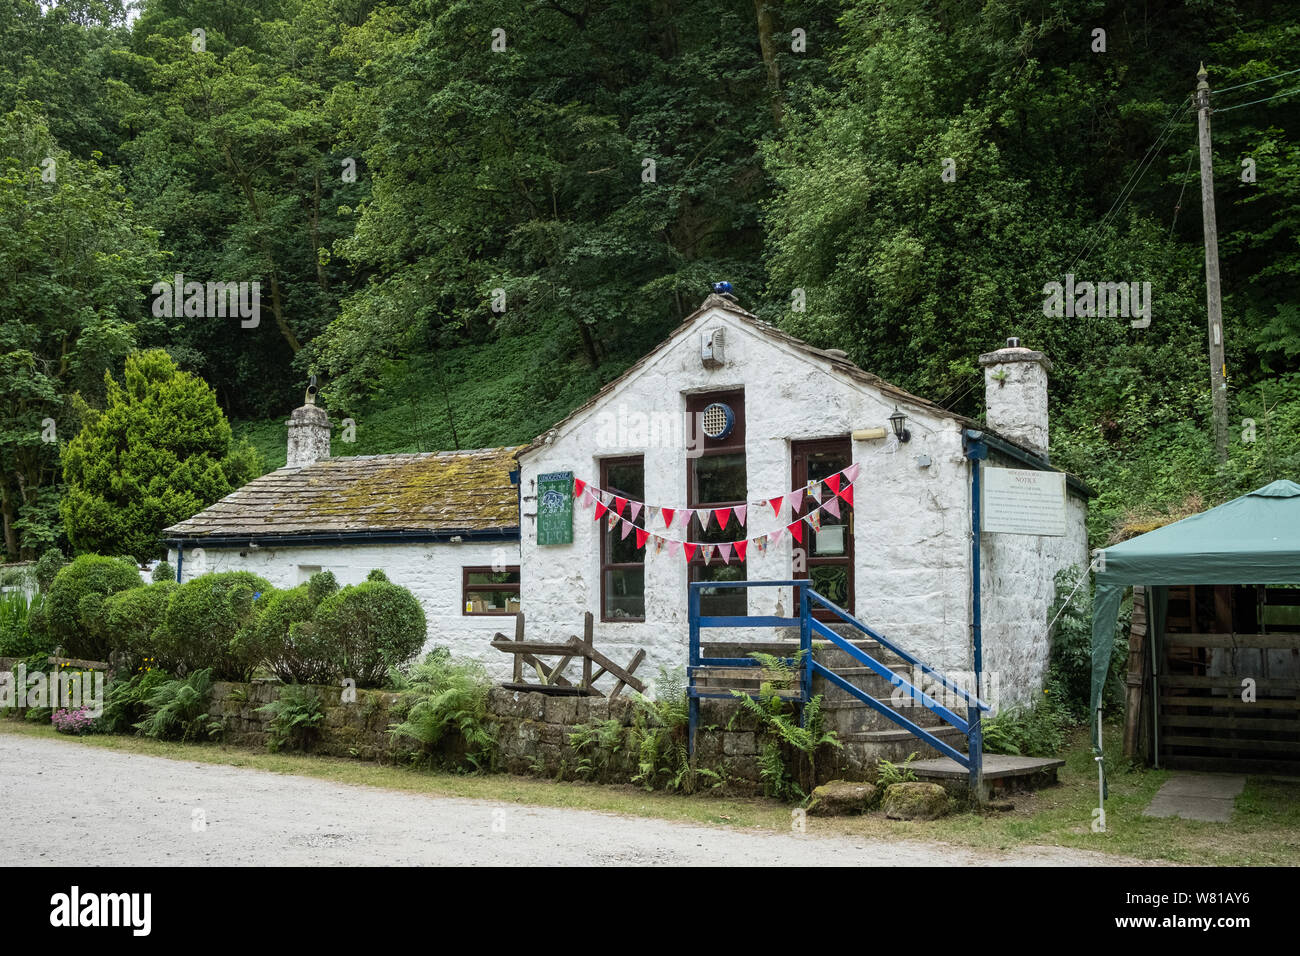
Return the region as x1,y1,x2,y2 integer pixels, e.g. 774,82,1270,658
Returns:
701,402,734,440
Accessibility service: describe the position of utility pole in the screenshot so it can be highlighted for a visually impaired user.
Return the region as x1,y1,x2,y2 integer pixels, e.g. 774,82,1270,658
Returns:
1196,63,1229,463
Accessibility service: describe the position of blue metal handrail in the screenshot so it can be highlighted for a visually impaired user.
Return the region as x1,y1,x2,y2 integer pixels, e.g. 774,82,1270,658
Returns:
687,579,986,794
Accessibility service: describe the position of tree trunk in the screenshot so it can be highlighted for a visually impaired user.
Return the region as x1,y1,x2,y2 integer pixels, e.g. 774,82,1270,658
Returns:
754,0,783,127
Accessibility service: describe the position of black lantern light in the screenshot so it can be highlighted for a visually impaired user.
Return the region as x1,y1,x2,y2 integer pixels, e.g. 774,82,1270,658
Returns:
888,406,911,443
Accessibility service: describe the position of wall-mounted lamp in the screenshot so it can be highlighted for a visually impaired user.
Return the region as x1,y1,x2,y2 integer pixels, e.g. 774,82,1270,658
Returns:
889,407,911,443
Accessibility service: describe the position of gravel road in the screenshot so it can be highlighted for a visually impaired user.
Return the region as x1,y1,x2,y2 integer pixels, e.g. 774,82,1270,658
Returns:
0,734,1147,866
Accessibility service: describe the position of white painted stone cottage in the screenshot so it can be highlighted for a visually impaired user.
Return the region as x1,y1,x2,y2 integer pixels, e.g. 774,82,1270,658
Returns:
165,293,1089,707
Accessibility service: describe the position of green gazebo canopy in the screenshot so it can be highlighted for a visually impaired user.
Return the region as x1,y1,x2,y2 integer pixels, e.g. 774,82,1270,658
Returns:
1090,479,1300,727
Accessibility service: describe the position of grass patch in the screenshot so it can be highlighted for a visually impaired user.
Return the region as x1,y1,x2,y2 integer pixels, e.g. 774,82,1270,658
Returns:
4,718,1296,864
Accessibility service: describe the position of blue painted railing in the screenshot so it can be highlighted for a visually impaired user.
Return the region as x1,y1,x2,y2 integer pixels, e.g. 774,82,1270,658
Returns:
687,580,990,793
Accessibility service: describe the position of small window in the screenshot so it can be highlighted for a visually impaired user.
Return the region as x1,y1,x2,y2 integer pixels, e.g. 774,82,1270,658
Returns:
463,567,521,615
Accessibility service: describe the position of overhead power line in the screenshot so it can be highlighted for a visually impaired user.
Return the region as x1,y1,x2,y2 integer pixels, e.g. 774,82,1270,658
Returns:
1215,84,1300,113
1213,66,1300,95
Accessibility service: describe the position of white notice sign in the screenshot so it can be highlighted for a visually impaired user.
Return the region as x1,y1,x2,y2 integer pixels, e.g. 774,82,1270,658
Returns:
981,467,1066,536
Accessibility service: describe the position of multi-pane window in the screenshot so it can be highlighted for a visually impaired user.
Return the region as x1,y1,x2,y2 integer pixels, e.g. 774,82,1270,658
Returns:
601,456,646,621
792,439,854,616
462,567,521,615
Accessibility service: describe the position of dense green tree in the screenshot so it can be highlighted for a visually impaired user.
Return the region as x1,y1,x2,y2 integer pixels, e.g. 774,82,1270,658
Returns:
59,349,260,562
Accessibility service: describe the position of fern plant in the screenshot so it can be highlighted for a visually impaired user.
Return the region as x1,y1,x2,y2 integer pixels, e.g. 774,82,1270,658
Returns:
99,669,172,734
256,684,325,752
570,718,626,780
627,667,720,794
728,652,840,801
388,652,496,770
876,752,920,786
134,668,220,742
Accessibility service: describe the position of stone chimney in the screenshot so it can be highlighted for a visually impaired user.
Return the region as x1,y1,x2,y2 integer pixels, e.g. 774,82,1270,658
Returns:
978,338,1051,460
286,381,331,468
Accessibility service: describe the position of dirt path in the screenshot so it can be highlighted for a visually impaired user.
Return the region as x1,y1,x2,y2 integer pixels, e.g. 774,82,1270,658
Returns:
1,734,1148,866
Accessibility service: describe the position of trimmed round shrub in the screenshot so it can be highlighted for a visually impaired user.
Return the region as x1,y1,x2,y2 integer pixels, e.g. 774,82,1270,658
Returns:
151,561,175,584
313,578,426,687
44,555,144,660
250,579,338,685
157,571,273,680
103,581,177,671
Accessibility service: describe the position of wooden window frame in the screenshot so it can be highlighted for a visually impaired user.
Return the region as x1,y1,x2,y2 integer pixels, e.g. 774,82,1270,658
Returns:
600,455,646,623
685,390,747,609
791,437,854,618
461,565,521,616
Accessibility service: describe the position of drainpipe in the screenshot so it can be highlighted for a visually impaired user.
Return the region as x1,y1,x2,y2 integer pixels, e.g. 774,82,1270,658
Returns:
176,547,183,583
963,430,987,697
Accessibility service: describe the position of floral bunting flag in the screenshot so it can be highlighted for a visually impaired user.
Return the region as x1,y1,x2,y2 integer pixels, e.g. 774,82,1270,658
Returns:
753,535,768,554
808,509,822,532
733,504,747,526
806,481,822,504
644,505,657,528
698,508,711,531
734,540,747,562
653,535,666,555
714,507,731,530
628,501,643,523
702,544,713,566
607,512,619,532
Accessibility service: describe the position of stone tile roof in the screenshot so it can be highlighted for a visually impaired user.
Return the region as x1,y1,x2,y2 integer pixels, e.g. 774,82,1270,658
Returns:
163,447,522,541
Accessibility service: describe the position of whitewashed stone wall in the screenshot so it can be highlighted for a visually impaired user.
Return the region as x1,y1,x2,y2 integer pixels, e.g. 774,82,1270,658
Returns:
166,541,521,678
978,453,1090,711
518,304,978,683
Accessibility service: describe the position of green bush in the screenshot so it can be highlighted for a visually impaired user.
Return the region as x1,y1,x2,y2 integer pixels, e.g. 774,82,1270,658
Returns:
103,582,176,671
134,668,220,742
981,680,1073,757
157,572,273,680
388,651,495,769
151,561,175,584
312,575,426,687
250,574,338,685
1048,567,1129,719
34,550,66,593
43,555,144,660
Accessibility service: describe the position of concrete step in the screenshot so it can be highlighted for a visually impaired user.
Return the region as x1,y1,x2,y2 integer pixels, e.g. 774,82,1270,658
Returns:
907,754,1065,797
824,724,969,771
822,698,952,734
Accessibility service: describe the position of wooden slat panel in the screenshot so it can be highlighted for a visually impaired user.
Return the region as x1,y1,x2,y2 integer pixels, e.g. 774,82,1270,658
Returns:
1164,633,1300,649
1161,695,1300,710
1163,714,1300,731
1161,755,1300,774
1161,735,1300,753
1159,675,1300,691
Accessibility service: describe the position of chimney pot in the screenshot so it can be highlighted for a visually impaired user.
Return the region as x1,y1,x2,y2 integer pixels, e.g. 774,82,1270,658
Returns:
286,401,331,468
978,341,1052,459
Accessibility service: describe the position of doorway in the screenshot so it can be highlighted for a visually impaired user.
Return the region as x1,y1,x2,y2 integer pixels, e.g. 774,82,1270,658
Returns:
791,438,854,617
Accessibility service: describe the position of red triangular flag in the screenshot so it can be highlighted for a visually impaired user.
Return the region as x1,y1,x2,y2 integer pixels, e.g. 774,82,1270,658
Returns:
661,507,675,529
683,543,698,562
714,507,731,530
635,528,649,549
734,540,747,562
613,496,627,516
787,521,804,545
838,483,854,507
574,478,586,498
825,473,841,495
594,501,608,521
770,496,784,518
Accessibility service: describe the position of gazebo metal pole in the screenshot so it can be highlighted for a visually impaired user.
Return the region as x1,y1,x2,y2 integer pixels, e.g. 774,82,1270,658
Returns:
1150,614,1160,769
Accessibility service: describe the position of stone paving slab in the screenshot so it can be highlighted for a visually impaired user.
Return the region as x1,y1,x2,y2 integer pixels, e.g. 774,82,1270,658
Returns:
1143,773,1245,822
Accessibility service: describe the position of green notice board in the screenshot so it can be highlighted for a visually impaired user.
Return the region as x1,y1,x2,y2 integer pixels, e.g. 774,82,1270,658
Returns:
536,471,574,545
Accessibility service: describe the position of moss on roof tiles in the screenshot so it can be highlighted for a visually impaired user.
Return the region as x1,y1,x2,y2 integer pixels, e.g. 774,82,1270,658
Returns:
164,446,522,538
